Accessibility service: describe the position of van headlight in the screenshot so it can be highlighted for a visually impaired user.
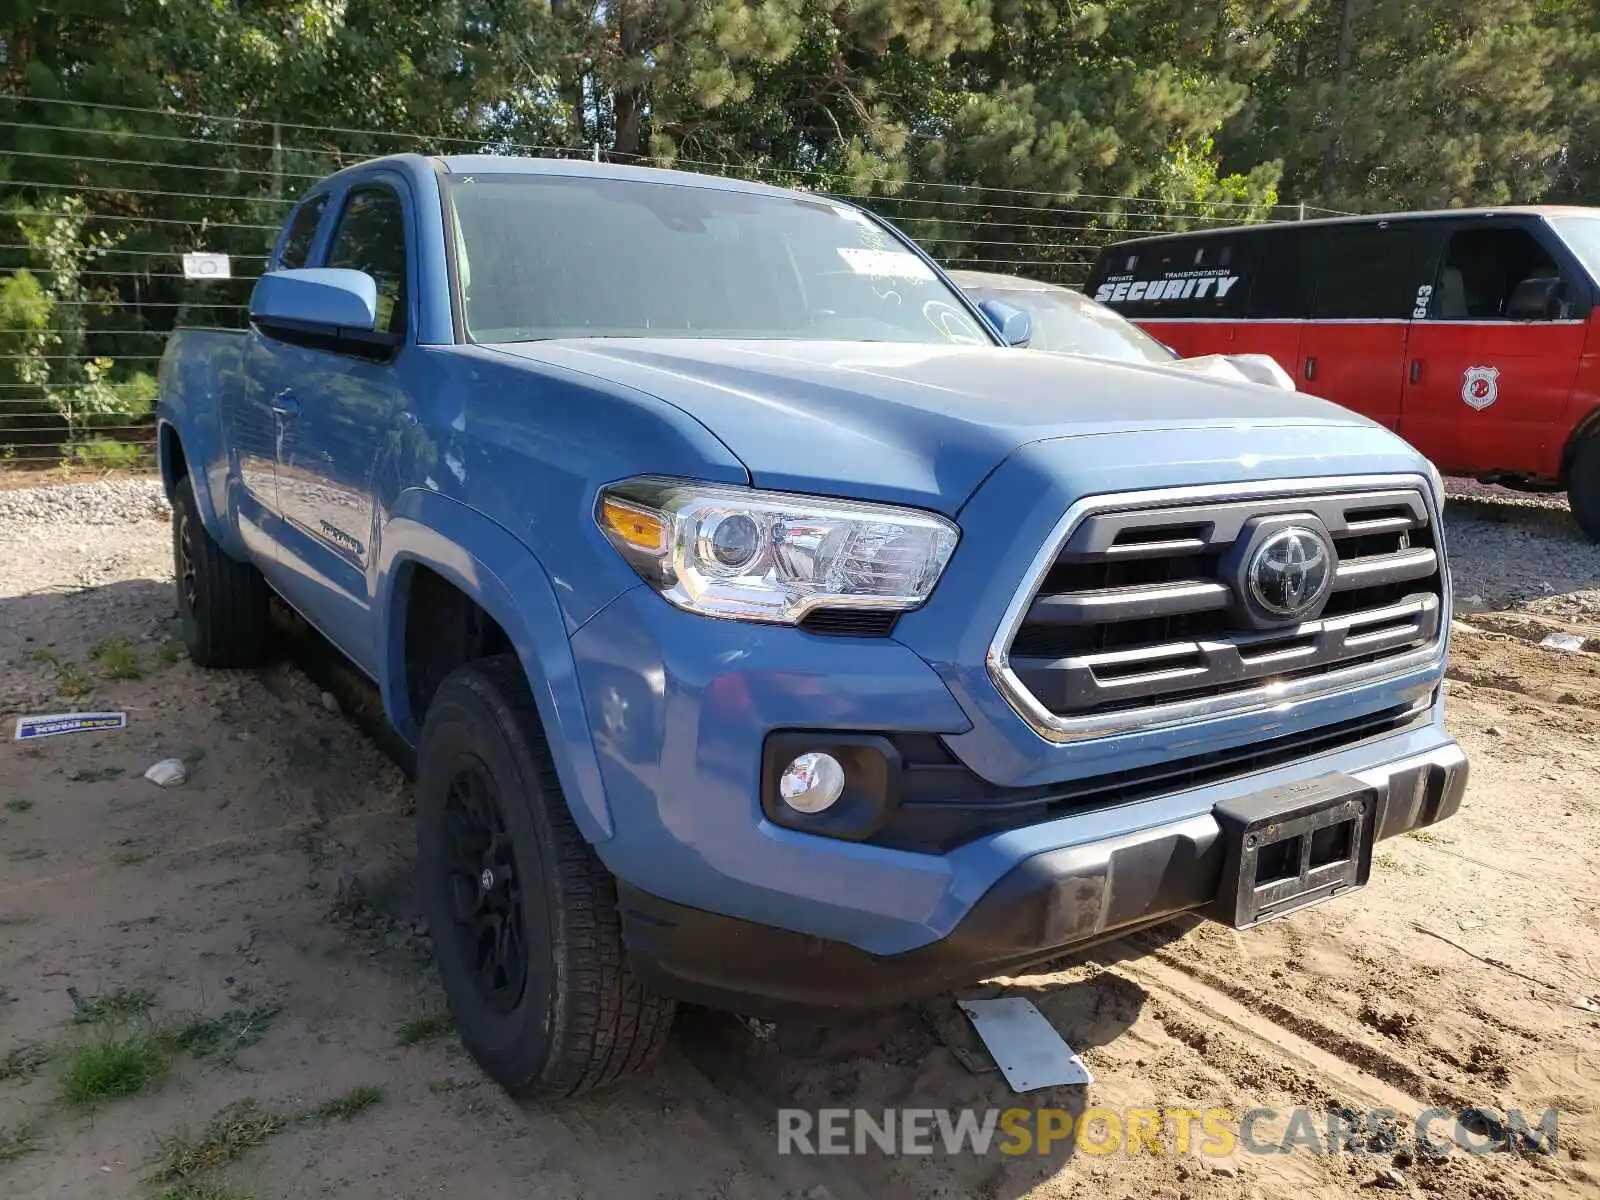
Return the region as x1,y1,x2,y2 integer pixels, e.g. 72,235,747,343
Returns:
596,478,959,623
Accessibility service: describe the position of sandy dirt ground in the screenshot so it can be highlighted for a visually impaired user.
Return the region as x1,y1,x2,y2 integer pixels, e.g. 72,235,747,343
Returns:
2,490,1598,1200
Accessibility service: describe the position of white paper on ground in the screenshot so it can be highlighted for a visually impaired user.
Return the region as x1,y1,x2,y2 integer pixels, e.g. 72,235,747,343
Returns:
1540,631,1585,652
957,997,1093,1092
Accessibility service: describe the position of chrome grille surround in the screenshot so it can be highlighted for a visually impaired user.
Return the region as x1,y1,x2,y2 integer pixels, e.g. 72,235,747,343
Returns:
988,475,1449,743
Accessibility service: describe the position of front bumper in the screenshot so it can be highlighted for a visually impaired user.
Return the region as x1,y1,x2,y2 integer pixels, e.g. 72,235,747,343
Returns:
617,741,1467,1014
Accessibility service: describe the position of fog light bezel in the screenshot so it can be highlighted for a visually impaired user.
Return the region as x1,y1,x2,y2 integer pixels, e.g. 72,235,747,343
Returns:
760,732,904,842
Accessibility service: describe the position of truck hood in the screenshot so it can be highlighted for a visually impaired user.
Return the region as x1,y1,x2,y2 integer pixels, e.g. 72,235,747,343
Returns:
487,339,1397,514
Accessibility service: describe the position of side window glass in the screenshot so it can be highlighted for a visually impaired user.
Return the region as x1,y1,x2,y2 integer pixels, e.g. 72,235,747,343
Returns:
326,186,409,337
1434,227,1565,320
1311,225,1434,320
277,195,327,270
1245,229,1306,318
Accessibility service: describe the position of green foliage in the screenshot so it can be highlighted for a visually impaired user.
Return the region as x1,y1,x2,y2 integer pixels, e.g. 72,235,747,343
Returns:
395,1010,452,1047
151,1099,284,1183
302,1084,383,1122
72,985,158,1024
59,1033,170,1106
164,1005,280,1067
0,1042,52,1081
0,1123,39,1165
88,634,146,679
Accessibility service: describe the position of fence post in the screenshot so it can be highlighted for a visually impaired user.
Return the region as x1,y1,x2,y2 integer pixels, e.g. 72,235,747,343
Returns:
1298,201,1307,221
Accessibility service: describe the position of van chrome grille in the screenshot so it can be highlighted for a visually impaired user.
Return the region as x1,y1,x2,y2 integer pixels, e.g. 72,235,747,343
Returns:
991,480,1447,741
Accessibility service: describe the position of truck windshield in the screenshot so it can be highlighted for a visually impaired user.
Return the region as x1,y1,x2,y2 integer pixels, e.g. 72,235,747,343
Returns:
1548,215,1600,283
442,173,992,346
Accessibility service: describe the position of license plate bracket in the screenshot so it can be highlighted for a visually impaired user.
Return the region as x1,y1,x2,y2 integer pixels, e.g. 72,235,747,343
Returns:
1211,773,1377,929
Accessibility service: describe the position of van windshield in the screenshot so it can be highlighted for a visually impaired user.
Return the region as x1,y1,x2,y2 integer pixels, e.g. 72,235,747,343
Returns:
1547,216,1600,283
442,173,993,346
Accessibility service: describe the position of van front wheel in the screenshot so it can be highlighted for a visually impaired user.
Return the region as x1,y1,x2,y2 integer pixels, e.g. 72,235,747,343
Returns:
1569,435,1600,542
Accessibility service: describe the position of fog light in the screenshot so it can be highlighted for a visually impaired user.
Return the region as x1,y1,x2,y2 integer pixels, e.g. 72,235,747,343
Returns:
779,752,846,814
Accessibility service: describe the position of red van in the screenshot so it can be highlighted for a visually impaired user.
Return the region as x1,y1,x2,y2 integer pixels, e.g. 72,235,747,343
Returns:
1087,208,1600,538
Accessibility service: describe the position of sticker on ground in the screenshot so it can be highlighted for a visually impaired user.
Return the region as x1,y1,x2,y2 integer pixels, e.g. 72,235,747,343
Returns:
14,711,128,740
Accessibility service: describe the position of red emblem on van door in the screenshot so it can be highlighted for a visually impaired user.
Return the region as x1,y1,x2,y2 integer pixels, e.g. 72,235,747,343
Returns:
1462,366,1500,411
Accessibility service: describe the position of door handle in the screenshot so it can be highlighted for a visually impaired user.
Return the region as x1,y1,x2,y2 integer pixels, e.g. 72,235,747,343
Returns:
269,390,300,419
1409,359,1421,385
1303,356,1316,382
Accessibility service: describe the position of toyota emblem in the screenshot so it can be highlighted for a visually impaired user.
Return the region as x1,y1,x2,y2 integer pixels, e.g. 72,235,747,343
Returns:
1247,526,1333,620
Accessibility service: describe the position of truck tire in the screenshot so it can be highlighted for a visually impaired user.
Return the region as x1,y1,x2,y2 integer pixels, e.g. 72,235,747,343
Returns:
1570,435,1600,542
171,474,273,667
416,655,675,1099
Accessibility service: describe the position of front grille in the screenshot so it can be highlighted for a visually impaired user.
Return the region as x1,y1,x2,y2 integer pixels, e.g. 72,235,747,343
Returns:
872,701,1429,853
994,480,1445,740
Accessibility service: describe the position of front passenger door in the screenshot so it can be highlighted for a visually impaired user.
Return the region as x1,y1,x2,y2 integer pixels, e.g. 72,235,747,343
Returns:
262,182,416,674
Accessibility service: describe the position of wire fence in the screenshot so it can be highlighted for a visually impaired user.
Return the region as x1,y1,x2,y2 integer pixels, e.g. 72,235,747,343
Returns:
0,96,1333,468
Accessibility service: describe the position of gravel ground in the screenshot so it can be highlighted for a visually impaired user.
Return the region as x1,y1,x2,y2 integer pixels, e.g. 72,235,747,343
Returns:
0,478,170,525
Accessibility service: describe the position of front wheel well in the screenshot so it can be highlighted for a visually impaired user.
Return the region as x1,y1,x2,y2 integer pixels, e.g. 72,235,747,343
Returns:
398,564,515,729
158,423,188,497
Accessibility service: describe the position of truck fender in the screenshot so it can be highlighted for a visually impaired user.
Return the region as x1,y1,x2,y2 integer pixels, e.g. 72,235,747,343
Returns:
155,415,248,560
376,488,616,843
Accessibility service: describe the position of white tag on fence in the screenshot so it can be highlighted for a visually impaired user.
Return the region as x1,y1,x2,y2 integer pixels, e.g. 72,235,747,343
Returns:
182,252,232,280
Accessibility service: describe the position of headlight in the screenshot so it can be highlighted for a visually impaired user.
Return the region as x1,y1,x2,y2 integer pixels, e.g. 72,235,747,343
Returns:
596,478,959,623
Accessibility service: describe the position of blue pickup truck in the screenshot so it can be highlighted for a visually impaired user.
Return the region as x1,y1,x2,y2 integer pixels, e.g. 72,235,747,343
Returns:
157,154,1466,1099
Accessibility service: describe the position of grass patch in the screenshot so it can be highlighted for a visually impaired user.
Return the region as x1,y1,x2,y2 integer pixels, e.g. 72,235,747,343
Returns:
396,1011,452,1048
89,634,145,681
0,1122,39,1165
157,639,186,666
155,1183,256,1200
3,798,32,814
68,438,147,471
0,1042,53,1082
73,986,158,1025
165,1005,280,1067
150,1099,283,1183
69,766,125,783
60,1033,170,1107
1405,828,1443,844
30,649,92,698
303,1084,383,1123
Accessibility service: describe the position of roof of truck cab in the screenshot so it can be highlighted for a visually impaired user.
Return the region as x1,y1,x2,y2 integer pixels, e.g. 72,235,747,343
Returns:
314,152,805,200
1104,205,1600,247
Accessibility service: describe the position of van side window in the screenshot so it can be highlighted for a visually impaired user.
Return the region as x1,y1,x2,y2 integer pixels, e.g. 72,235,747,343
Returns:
276,195,327,270
1311,224,1435,320
1244,228,1306,318
1433,227,1565,320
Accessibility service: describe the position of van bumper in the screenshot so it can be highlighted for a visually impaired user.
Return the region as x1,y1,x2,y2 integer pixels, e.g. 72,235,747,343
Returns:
618,741,1467,1014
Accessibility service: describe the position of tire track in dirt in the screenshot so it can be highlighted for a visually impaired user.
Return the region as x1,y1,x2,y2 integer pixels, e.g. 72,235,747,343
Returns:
1111,944,1470,1113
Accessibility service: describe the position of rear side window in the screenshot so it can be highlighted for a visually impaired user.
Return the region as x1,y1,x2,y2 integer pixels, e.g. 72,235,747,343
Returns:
1090,235,1252,318
326,186,409,336
1244,227,1308,318
1310,223,1437,319
276,195,327,270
